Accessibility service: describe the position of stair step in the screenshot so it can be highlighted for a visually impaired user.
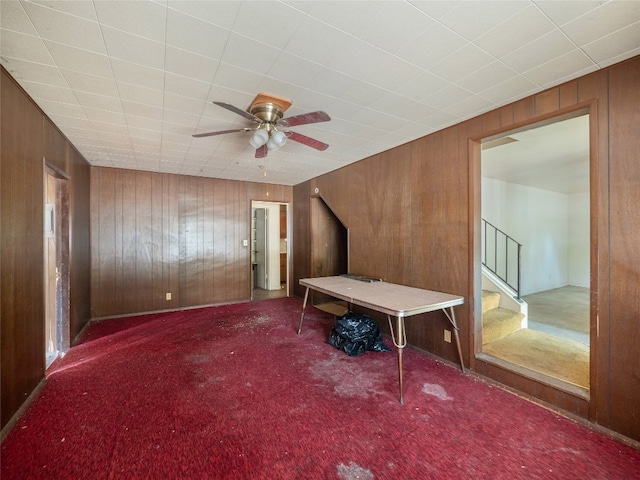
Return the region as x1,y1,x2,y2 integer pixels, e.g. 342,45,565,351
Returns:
482,290,500,313
483,307,524,344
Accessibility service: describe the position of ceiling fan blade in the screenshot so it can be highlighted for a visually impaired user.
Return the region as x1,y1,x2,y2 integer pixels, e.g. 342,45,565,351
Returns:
213,101,262,123
255,145,268,158
286,131,329,151
279,111,330,128
192,127,254,138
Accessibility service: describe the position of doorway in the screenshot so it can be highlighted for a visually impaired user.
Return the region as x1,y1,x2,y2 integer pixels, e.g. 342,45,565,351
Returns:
44,167,70,368
251,201,288,301
478,113,590,391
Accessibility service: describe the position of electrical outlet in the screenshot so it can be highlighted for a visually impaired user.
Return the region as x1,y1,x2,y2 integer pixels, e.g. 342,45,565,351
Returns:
166,292,171,301
444,329,452,343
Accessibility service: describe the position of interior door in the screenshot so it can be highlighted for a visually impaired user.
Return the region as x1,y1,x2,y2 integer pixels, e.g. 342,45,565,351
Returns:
255,208,268,289
44,168,70,368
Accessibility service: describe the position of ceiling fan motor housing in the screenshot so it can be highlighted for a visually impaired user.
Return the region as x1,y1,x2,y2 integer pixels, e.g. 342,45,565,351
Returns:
249,102,284,132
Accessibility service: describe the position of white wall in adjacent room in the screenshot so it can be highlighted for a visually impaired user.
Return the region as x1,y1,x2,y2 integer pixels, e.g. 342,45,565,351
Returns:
482,177,589,295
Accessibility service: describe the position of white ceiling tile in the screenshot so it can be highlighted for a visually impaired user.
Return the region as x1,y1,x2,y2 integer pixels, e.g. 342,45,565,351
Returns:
234,1,305,49
166,0,240,30
117,82,164,107
21,1,106,53
110,59,164,90
363,56,423,92
586,32,639,68
101,26,165,69
129,127,162,141
120,101,163,122
524,49,595,87
394,71,450,103
561,0,640,47
34,99,86,119
61,126,100,140
165,8,230,60
75,90,122,112
431,44,495,83
1,1,38,35
164,72,212,101
457,61,518,94
394,102,440,123
359,1,436,53
211,63,263,95
328,38,397,79
49,113,99,130
94,0,166,42
339,80,389,107
61,69,118,97
267,53,325,91
286,1,386,37
220,33,281,74
444,94,494,118
163,109,201,128
439,0,529,41
479,74,539,103
126,114,163,132
533,1,605,26
305,68,360,99
475,4,557,58
409,0,463,20
284,18,352,67
43,40,113,77
4,1,634,186
1,57,67,87
83,107,127,125
31,1,97,20
416,109,457,130
165,46,219,83
1,30,55,65
422,83,473,110
94,129,130,143
163,92,207,116
369,92,423,118
396,22,468,69
255,77,303,102
501,29,576,73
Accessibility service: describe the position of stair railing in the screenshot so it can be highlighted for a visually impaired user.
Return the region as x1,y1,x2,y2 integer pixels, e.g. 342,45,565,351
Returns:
482,219,522,299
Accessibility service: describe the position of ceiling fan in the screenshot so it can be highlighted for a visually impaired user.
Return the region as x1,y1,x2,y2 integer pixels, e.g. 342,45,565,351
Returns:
193,92,331,158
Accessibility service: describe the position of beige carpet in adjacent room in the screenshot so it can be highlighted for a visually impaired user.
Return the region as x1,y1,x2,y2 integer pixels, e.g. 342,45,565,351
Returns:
483,328,589,389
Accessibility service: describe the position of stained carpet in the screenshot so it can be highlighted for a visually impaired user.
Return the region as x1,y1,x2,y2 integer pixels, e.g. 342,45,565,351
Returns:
2,298,638,479
483,329,590,388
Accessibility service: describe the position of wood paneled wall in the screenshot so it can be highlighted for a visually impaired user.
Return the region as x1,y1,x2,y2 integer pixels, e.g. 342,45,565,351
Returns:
90,168,292,318
292,56,640,442
1,68,91,430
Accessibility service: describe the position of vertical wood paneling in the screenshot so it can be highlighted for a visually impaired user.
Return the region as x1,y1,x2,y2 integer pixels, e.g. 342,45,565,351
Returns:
213,179,227,303
1,72,44,429
2,68,91,429
291,56,640,442
90,169,288,317
607,57,640,441
292,181,311,298
577,69,609,426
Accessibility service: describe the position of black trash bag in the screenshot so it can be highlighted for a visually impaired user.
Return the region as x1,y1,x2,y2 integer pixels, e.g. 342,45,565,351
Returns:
327,312,391,357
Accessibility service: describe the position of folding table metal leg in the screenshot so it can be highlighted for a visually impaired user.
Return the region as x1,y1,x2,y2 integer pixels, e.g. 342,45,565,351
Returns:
443,306,465,373
297,287,310,335
387,315,407,404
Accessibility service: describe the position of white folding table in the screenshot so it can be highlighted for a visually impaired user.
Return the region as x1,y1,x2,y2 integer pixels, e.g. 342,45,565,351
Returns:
298,276,465,404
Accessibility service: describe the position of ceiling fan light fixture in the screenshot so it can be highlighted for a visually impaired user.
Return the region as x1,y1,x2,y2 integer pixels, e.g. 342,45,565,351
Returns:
267,130,287,150
249,128,269,148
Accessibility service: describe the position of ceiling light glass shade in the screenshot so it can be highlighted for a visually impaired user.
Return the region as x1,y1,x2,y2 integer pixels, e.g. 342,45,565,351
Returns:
249,128,269,148
266,130,287,150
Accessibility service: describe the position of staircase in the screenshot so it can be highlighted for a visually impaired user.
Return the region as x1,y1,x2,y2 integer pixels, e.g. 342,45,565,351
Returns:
482,290,524,344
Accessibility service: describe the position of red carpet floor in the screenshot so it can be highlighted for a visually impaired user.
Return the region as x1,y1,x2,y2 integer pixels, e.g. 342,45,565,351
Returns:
2,297,639,479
